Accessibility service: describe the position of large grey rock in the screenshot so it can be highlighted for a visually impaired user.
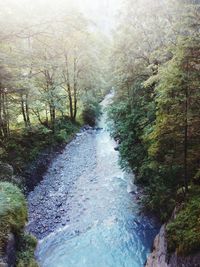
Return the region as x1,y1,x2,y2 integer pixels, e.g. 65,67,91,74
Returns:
145,224,168,267
0,162,14,182
145,224,200,267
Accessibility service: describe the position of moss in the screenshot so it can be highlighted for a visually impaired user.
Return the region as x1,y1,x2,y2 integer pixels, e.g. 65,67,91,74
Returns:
0,182,27,254
166,186,200,255
0,182,38,266
16,233,39,267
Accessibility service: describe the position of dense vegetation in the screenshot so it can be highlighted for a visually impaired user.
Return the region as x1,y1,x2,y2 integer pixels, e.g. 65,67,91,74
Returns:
109,0,200,255
0,3,107,172
167,186,200,256
0,182,38,266
0,1,108,265
1,118,79,173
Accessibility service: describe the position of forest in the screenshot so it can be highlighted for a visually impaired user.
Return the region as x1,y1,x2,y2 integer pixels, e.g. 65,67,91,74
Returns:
0,0,200,266
0,2,109,172
109,0,200,258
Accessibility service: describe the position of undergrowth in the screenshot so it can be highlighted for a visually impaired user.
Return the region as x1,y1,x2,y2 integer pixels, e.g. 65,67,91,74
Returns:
166,186,200,256
0,182,27,256
0,117,80,173
16,233,38,267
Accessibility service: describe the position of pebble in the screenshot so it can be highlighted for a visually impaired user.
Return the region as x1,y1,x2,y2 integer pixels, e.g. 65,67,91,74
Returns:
27,128,97,239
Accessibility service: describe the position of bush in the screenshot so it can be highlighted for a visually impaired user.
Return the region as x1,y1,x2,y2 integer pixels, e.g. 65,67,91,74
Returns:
0,118,79,172
16,233,38,267
55,129,70,143
54,118,79,143
142,178,176,221
82,100,101,126
0,182,38,266
167,188,200,255
0,182,27,254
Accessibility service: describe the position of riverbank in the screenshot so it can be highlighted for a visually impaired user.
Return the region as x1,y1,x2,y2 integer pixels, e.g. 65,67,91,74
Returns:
145,223,200,267
0,118,80,267
0,117,80,192
27,127,98,239
145,186,200,267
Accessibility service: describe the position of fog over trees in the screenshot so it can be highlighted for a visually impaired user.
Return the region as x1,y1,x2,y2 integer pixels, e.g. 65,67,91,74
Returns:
0,0,200,266
0,0,118,139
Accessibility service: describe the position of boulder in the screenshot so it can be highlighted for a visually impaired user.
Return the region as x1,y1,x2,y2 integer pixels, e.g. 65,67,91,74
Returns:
145,224,168,267
145,223,200,267
114,145,119,151
83,125,93,131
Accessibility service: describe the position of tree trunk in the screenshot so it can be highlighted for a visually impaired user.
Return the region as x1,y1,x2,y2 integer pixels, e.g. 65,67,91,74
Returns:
0,88,3,138
25,94,31,126
21,95,29,127
73,55,78,121
45,104,49,125
64,54,73,120
49,104,55,132
184,60,189,194
5,92,10,136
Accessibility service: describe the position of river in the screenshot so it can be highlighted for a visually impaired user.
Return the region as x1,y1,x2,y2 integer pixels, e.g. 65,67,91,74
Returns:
27,94,159,267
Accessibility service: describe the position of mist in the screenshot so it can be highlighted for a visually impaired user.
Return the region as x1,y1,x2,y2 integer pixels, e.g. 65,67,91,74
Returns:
0,0,122,36
0,0,199,266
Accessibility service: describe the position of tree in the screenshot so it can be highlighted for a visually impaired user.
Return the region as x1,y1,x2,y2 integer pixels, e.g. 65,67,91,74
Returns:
109,0,200,219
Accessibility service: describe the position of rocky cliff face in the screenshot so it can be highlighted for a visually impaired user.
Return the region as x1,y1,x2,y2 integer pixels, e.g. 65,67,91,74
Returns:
145,224,200,267
145,224,169,267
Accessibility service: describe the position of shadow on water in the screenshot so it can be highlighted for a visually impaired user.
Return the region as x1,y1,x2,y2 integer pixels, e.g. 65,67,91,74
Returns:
35,94,160,267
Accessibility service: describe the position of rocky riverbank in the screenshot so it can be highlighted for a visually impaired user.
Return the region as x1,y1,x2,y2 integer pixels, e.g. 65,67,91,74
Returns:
0,126,98,267
27,127,98,239
23,135,76,193
145,223,200,267
145,209,200,267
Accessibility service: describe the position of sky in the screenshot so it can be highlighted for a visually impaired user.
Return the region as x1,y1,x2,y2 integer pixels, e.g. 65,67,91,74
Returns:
72,0,122,34
1,0,122,34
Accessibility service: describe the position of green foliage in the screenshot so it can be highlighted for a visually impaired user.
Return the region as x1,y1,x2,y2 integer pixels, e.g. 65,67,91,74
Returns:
55,129,69,143
16,233,38,267
82,98,101,126
0,6,108,141
54,117,79,143
109,0,200,232
167,187,200,255
147,41,200,185
0,182,27,254
142,176,176,221
0,183,38,265
109,101,146,175
0,118,79,173
108,79,156,183
193,169,200,184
